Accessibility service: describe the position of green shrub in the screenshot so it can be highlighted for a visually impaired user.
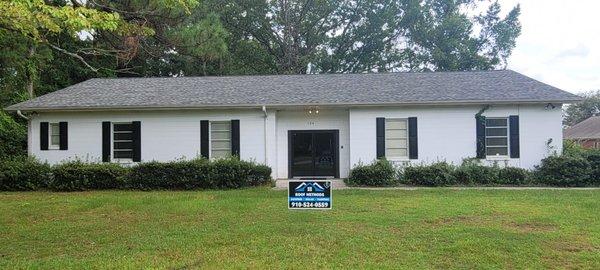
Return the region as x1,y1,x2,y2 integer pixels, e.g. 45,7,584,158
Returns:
0,110,27,159
562,139,586,157
403,162,455,186
0,156,51,191
346,159,398,187
533,155,592,187
241,162,272,187
583,150,600,186
126,159,210,190
126,157,271,190
207,158,267,188
497,167,531,185
50,161,129,191
453,162,499,185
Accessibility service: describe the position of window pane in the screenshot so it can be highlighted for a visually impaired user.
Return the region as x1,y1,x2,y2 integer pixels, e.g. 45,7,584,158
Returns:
211,150,230,159
385,129,407,139
114,150,133,158
211,122,230,131
386,148,407,157
211,141,231,149
211,131,231,140
114,142,133,150
487,147,508,156
211,121,232,158
114,124,133,131
51,123,60,134
486,138,507,146
114,132,133,141
486,128,507,136
386,138,407,148
384,118,408,158
386,119,407,129
51,135,60,145
486,118,507,127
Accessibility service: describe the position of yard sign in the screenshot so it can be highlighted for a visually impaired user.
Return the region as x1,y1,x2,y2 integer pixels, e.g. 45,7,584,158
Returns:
288,181,332,209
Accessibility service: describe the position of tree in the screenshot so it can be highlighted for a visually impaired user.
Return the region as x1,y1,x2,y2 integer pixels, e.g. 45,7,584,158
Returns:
88,0,230,76
0,0,154,99
211,0,521,74
564,90,600,127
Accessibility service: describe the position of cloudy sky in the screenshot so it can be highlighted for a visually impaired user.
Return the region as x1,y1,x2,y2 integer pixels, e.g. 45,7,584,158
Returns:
497,0,599,94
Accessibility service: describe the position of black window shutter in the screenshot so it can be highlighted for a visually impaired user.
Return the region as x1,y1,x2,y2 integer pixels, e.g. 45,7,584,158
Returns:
408,117,418,159
476,116,486,159
40,122,49,151
509,115,520,158
231,120,240,157
102,121,111,162
200,120,209,158
132,121,141,162
376,117,385,158
59,122,68,150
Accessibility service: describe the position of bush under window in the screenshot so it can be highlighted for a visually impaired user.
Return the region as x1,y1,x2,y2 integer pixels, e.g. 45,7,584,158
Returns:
346,159,398,187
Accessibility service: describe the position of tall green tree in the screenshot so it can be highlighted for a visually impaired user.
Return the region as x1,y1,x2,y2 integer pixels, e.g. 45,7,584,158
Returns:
212,0,521,74
564,90,600,127
88,0,230,76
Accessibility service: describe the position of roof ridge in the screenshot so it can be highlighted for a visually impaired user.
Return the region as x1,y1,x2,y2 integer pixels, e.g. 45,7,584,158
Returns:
85,69,515,81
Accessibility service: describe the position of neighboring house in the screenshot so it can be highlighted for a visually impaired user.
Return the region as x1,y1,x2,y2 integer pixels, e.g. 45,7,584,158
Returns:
5,70,581,179
564,116,600,149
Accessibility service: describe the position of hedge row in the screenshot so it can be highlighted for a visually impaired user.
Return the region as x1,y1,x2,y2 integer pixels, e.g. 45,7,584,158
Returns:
402,161,531,186
346,152,600,187
0,157,272,191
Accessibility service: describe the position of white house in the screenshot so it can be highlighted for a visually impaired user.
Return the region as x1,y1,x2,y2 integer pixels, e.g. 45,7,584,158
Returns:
5,71,581,179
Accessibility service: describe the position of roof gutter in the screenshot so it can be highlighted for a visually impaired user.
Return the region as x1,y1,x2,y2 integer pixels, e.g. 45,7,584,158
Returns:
5,99,582,113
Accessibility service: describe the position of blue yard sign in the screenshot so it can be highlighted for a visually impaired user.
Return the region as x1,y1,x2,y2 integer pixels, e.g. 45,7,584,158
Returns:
288,181,332,209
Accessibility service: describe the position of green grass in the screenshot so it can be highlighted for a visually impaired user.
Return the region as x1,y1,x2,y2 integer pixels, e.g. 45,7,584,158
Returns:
0,188,599,269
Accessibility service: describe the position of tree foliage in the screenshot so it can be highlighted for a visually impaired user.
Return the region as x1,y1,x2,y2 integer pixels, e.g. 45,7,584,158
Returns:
212,0,521,74
564,90,600,127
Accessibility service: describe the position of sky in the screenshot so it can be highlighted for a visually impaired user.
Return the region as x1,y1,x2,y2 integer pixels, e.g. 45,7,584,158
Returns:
497,0,600,94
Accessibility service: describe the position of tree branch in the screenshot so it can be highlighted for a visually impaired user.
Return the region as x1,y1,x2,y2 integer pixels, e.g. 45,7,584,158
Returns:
49,44,99,73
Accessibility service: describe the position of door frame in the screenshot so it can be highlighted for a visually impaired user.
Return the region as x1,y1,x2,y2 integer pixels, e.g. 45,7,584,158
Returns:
288,129,340,179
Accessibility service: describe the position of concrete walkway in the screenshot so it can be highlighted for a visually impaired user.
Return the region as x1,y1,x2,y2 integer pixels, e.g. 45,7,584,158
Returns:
273,179,600,190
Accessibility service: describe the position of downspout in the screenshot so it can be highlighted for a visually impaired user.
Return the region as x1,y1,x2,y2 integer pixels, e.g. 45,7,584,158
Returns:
17,110,29,120
262,106,268,164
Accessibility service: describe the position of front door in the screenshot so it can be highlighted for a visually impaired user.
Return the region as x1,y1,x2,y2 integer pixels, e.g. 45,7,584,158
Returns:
289,130,339,178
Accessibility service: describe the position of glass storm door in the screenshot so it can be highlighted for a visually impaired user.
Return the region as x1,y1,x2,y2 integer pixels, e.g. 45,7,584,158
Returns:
290,130,338,178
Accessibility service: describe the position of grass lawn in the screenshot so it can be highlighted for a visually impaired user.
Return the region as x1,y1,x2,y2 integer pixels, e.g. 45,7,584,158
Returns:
0,188,599,269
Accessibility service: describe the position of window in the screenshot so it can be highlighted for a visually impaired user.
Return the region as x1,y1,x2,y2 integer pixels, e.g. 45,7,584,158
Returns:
113,123,134,160
385,118,408,158
49,123,60,149
486,118,509,156
211,121,231,158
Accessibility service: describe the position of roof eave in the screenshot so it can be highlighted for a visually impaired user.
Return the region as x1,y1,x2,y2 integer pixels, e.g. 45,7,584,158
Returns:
4,98,582,113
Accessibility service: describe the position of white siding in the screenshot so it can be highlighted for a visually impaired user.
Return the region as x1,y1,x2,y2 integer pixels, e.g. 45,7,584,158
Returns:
29,109,266,165
349,104,563,170
28,103,564,179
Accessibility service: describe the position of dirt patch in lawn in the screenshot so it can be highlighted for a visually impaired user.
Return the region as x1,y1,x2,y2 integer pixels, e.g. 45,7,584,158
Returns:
423,215,488,227
505,222,557,233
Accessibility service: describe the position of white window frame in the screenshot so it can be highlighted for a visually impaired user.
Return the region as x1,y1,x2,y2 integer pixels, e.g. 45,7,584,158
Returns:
49,122,60,150
112,122,134,163
385,118,409,160
210,121,232,159
485,117,510,159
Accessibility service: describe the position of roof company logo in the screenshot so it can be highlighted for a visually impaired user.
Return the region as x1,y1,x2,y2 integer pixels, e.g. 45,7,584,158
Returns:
294,182,325,192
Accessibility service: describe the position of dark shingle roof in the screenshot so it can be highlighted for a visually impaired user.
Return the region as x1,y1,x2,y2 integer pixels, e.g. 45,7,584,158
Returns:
5,70,582,111
564,116,600,139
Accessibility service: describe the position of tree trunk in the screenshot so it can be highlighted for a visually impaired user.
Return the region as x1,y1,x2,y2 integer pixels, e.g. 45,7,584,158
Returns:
26,45,36,99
